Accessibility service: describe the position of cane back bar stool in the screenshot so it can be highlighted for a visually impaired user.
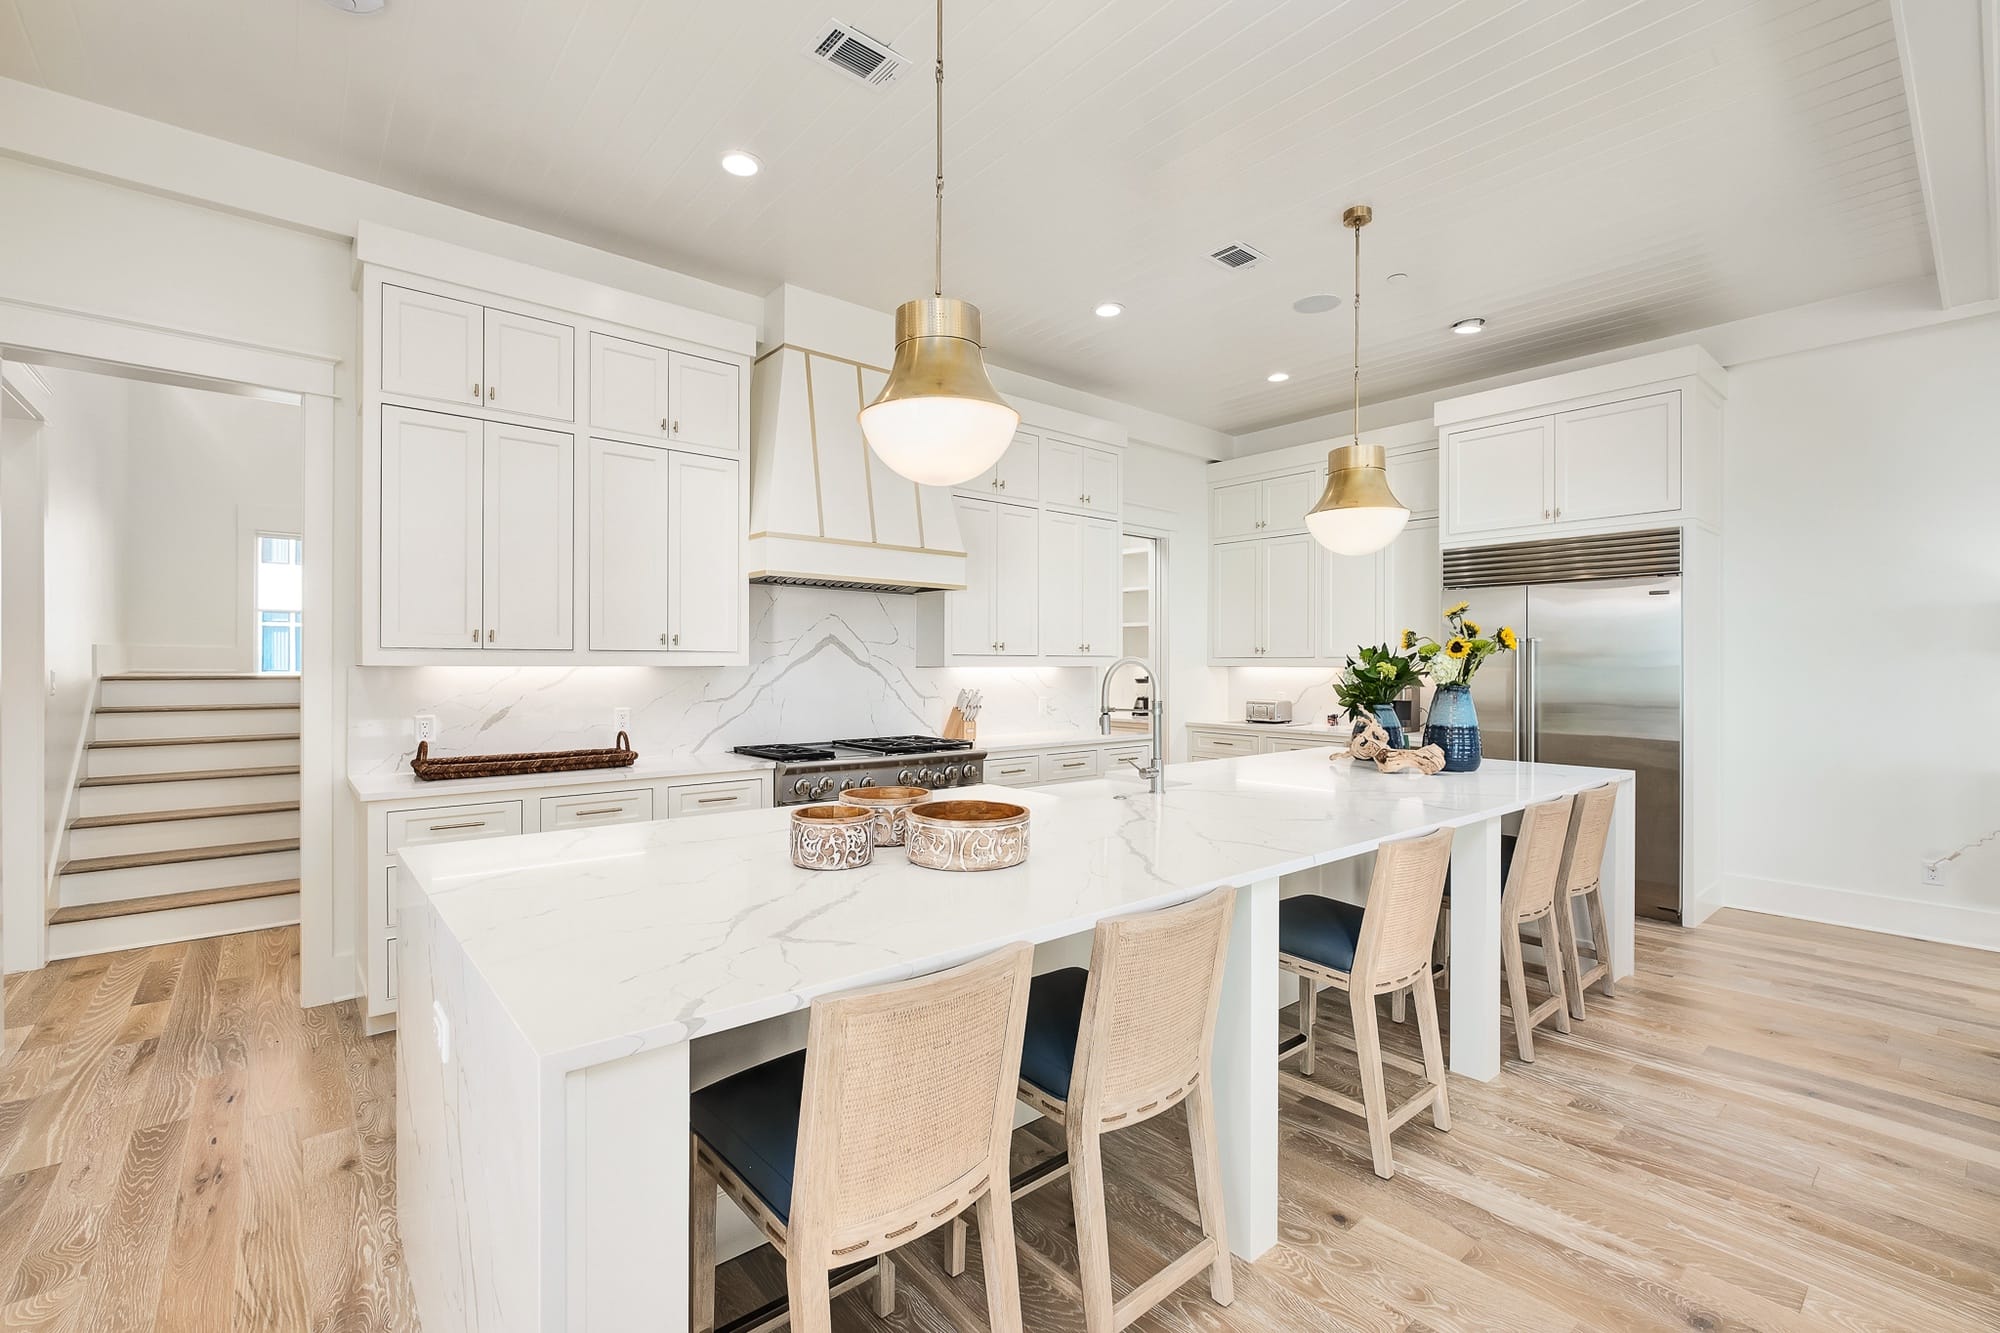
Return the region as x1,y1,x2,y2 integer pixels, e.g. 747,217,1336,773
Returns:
1553,782,1620,1019
1278,825,1454,1179
689,942,1035,1333
1500,793,1578,1062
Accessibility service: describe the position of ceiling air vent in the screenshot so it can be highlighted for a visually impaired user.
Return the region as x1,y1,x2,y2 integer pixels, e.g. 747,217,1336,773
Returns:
804,21,907,89
1207,242,1267,270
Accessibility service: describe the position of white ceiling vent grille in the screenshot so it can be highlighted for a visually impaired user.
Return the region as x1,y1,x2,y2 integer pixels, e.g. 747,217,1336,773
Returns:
805,21,907,89
1207,242,1267,270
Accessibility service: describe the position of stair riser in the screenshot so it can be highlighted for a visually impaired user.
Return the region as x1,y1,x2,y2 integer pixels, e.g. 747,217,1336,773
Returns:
93,708,302,741
98,678,301,708
49,892,300,961
58,850,300,906
86,738,301,778
75,773,298,818
68,810,301,860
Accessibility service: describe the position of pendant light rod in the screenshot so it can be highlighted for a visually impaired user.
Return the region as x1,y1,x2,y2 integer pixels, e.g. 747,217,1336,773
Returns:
1343,204,1371,448
934,0,945,299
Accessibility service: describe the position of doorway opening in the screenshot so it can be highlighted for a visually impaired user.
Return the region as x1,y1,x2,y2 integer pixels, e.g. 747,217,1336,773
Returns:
254,534,303,674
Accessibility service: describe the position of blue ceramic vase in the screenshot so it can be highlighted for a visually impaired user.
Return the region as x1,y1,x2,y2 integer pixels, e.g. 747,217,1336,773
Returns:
1423,685,1481,772
1348,702,1405,752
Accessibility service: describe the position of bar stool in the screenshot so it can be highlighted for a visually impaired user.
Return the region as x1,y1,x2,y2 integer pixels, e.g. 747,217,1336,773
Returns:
1278,825,1453,1180
689,943,1035,1333
1500,793,1577,1062
950,887,1237,1333
1553,782,1619,1018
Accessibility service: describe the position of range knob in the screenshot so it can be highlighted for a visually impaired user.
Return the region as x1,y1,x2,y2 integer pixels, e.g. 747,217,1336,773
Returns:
942,764,963,784
898,767,917,785
918,766,939,786
791,777,816,799
812,776,837,799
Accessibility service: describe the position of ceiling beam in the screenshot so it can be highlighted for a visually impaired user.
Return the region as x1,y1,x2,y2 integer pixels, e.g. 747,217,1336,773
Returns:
1890,0,2000,307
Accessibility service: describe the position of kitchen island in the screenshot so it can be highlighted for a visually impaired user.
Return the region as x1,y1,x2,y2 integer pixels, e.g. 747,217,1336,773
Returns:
395,749,1633,1333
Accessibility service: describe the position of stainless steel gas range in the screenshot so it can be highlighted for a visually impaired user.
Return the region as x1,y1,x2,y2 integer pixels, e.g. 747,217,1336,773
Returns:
733,736,988,806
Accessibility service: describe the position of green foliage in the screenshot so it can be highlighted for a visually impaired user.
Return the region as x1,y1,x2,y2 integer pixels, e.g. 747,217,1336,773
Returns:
1333,643,1423,715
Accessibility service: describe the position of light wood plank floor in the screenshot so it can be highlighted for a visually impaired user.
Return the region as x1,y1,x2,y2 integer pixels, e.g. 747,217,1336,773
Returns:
2,911,1995,1331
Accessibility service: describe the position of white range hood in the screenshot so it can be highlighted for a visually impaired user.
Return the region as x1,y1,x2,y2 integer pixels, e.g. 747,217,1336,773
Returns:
748,344,968,593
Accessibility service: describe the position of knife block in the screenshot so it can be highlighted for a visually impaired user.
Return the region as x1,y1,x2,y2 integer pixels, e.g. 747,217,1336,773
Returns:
942,709,977,743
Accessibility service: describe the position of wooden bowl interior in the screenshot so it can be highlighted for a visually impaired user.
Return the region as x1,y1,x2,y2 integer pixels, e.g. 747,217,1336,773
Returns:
793,804,871,823
908,800,1028,824
843,786,930,803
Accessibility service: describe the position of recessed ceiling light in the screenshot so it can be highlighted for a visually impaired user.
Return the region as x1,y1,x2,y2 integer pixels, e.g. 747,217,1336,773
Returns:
1094,302,1124,318
1292,293,1341,314
1451,317,1487,335
720,150,762,178
1266,372,1291,383
320,0,385,11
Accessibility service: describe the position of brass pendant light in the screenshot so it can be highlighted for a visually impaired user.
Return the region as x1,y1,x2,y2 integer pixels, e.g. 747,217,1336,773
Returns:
1305,205,1410,556
857,0,1020,487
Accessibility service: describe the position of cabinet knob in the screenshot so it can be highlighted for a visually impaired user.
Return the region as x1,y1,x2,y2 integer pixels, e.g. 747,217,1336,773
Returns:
999,641,1006,651
661,418,670,433
472,382,480,398
489,385,497,401
471,630,478,643
488,629,495,642
672,420,680,435
1554,507,1563,519
998,479,1007,490
1544,508,1552,520
671,632,680,646
660,633,668,645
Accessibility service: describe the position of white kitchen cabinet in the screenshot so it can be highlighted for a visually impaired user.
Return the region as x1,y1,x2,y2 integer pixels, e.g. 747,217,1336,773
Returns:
1039,512,1120,657
1041,749,1102,782
482,422,574,651
1316,544,1382,662
1210,541,1261,659
1212,468,1320,539
482,307,575,422
1383,518,1441,642
666,351,741,453
1552,393,1680,523
663,778,765,816
666,451,742,654
587,439,672,651
958,429,1040,502
1445,417,1553,536
1261,535,1315,659
934,496,1038,658
1042,435,1120,515
984,754,1042,787
589,332,673,439
540,789,654,829
994,504,1040,656
1211,481,1262,541
380,406,484,650
382,286,483,407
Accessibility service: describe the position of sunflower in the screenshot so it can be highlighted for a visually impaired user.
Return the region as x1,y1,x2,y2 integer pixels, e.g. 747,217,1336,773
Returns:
1445,636,1470,659
1462,618,1481,635
1446,600,1470,617
1400,628,1417,651
1497,626,1518,651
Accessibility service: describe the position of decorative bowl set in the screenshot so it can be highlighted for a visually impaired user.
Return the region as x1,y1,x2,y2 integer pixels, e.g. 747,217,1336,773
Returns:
789,786,1029,873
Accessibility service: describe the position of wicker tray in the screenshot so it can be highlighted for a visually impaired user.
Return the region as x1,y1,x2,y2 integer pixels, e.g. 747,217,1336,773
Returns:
410,731,638,782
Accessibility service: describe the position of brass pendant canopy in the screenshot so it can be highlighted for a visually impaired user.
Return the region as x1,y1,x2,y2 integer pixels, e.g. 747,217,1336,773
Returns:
1305,204,1409,556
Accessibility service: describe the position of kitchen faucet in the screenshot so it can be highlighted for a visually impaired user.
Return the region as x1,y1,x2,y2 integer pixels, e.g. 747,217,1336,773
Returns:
1099,656,1166,794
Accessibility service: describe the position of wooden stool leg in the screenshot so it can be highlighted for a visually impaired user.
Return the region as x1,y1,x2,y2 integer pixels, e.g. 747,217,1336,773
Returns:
1391,988,1407,1024
1299,976,1319,1077
689,1142,716,1333
786,1261,834,1333
874,1253,897,1316
975,1185,1025,1333
1585,885,1617,996
1067,1126,1118,1333
1349,987,1395,1178
1502,920,1535,1062
1411,978,1451,1133
1541,911,1572,1035
1557,893,1589,1020
1184,1077,1235,1305
946,1214,969,1277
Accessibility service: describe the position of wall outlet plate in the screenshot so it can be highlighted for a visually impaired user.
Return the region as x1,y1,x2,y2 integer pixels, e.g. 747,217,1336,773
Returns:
613,706,632,732
1921,860,1946,887
414,714,437,743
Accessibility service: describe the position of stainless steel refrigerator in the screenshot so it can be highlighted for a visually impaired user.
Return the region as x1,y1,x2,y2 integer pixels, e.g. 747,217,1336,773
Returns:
1443,529,1683,922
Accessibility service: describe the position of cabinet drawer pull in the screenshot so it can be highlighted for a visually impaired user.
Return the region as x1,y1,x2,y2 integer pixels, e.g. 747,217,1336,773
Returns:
489,385,497,401
672,419,680,435
661,417,670,432
472,382,481,398
695,795,738,805
427,820,488,832
572,807,625,818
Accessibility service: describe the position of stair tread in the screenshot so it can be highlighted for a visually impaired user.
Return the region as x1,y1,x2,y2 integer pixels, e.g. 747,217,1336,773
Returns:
88,733,300,749
70,801,302,830
96,703,299,714
60,838,300,876
79,765,301,788
49,879,300,925
103,673,298,681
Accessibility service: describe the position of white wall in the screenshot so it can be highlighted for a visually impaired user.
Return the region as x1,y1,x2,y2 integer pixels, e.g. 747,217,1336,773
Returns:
1717,313,2000,946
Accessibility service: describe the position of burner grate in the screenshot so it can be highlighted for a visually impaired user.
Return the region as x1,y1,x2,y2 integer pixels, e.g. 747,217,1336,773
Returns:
832,735,974,756
731,744,838,762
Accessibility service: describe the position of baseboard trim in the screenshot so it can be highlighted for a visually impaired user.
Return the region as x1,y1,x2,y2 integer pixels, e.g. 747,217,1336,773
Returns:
1684,877,1727,928
1718,875,1999,952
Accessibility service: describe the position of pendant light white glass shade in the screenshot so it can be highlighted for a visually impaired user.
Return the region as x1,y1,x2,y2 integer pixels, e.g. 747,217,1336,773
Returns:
859,296,1020,486
1305,443,1410,555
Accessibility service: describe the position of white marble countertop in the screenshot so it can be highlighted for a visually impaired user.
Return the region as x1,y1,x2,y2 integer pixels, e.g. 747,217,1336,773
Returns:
398,750,1630,1073
347,752,775,803
1188,718,1355,739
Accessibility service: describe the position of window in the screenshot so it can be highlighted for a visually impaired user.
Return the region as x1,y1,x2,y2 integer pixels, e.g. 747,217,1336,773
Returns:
255,535,303,675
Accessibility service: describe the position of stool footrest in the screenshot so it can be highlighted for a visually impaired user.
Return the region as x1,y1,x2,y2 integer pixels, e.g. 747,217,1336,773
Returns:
715,1258,879,1333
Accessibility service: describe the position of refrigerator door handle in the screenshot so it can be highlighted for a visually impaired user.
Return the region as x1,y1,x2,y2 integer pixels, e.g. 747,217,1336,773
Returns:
1521,636,1539,763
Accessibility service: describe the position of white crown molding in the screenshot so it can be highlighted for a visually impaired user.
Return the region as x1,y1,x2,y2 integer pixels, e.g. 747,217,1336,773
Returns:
1889,0,2000,308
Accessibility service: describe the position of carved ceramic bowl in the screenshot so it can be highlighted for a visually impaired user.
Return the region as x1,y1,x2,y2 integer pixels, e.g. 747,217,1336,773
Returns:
841,786,933,847
903,800,1030,872
789,804,876,871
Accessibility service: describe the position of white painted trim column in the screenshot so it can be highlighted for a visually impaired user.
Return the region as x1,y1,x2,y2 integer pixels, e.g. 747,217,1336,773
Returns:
1607,776,1637,978
1211,874,1278,1260
1448,818,1504,1080
0,361,50,974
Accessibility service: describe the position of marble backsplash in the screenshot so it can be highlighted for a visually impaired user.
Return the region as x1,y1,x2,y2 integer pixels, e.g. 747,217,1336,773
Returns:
347,587,1110,778
1226,667,1437,731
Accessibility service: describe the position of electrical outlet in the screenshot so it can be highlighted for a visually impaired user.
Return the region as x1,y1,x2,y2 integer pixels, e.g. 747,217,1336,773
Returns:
48,670,56,697
1921,860,1946,888
613,706,632,732
414,714,438,743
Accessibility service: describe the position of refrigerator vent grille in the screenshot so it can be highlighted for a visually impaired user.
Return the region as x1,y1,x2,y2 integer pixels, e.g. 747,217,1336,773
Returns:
1443,528,1681,586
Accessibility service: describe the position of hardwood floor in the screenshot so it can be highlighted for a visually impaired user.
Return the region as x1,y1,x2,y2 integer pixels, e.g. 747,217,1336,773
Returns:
2,911,1995,1331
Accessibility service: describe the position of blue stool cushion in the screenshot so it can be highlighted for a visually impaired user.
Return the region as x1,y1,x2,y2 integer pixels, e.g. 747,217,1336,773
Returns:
690,1050,806,1225
1019,967,1091,1102
1279,896,1367,974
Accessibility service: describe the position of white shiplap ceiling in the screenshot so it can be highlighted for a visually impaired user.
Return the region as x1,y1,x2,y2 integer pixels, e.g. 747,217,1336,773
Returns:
0,0,1934,433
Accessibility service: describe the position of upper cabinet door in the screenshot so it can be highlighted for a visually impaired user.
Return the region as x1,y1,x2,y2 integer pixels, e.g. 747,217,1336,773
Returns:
1212,481,1262,540
666,352,741,453
1552,392,1681,523
948,496,998,656
1038,510,1087,656
1259,470,1321,536
1080,517,1121,656
1210,541,1261,659
1385,450,1440,518
1260,534,1316,659
380,407,483,649
1079,445,1121,515
1383,518,1441,647
996,431,1040,501
1316,546,1382,663
1446,417,1553,536
481,422,574,651
666,452,742,654
482,308,575,422
994,502,1040,656
588,439,672,651
382,287,482,407
1040,437,1084,511
589,333,673,439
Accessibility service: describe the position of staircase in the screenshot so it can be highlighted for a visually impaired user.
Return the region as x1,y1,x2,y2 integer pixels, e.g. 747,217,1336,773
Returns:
48,672,302,958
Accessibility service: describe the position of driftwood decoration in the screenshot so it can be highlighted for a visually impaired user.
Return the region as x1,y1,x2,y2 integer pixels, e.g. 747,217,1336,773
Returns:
1334,715,1447,776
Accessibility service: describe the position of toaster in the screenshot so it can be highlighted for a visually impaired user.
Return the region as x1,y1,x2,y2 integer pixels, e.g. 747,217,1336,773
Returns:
1244,700,1293,724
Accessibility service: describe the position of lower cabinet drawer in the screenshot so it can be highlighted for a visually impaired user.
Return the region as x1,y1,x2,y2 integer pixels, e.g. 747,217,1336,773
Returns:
376,931,398,1008
1190,730,1256,759
1042,750,1102,781
666,778,766,817
388,800,525,851
540,788,655,829
984,754,1042,787
1263,737,1334,753
1102,744,1151,770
